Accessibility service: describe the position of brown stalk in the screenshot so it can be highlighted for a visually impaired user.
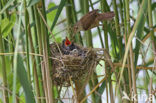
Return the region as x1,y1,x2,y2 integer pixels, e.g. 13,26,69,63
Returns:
41,62,49,103
130,45,138,103
37,8,54,103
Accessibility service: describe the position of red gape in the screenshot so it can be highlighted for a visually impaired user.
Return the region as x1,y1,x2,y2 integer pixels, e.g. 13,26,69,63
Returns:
65,37,71,46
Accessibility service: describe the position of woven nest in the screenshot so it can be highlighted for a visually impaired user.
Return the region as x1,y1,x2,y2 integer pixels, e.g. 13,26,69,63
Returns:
50,42,109,86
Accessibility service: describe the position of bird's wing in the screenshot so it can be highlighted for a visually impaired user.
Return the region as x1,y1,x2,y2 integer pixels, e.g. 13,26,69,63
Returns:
80,10,99,30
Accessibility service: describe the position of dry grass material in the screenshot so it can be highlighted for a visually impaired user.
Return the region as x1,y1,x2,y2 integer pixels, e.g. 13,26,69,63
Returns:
50,42,111,86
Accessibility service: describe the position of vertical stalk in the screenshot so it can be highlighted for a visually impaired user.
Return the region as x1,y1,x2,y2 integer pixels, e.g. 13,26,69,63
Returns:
1,4,14,103
33,6,45,103
122,0,132,102
149,78,153,103
148,1,155,103
83,1,98,103
24,0,31,82
123,0,127,37
71,0,83,44
66,0,75,38
129,47,137,102
113,0,122,57
123,1,132,100
109,80,114,103
28,22,41,103
30,6,41,77
125,0,137,102
40,0,54,102
125,0,130,35
25,2,42,103
84,0,93,47
34,7,43,55
79,0,85,14
0,26,9,103
12,2,23,103
41,20,54,103
100,1,109,101
119,0,124,34
101,0,109,49
88,80,96,103
24,1,42,103
101,0,116,102
89,0,104,48
148,0,156,52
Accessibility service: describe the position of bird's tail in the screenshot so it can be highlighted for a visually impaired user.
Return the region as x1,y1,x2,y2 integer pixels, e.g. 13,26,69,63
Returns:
97,11,115,21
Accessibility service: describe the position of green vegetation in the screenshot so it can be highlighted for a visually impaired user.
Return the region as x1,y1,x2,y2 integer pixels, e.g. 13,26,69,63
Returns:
0,0,156,103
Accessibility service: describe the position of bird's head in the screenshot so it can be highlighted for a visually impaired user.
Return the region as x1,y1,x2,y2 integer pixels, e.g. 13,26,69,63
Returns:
64,37,71,47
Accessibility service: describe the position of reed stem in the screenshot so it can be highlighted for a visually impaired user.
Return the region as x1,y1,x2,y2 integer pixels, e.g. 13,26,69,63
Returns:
0,25,9,103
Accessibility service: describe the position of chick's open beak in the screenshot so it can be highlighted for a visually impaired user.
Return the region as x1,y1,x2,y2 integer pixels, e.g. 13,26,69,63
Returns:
65,37,71,46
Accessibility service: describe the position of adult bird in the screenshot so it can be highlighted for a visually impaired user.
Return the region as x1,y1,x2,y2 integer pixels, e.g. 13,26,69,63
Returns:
73,9,115,35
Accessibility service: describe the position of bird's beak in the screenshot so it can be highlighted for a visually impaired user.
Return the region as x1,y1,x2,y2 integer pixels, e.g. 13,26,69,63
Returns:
65,37,71,46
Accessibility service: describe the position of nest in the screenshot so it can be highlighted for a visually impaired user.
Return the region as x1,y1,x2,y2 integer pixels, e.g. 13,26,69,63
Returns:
50,42,110,86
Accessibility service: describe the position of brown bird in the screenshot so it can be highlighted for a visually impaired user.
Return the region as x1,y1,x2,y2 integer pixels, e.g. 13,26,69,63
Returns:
73,9,115,34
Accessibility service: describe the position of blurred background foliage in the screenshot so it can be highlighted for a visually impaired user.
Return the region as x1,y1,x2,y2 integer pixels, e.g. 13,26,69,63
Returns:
0,0,156,103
